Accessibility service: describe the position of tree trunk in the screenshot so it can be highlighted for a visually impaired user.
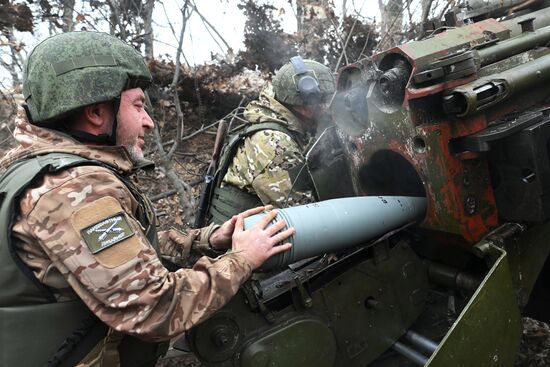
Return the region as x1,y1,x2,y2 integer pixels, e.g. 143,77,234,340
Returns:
1,28,22,86
107,0,121,38
61,0,75,32
421,0,434,23
295,0,332,35
294,0,335,57
377,0,403,51
143,0,155,59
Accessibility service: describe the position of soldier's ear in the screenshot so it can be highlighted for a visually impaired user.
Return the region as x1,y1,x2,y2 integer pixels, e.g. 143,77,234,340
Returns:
82,103,114,130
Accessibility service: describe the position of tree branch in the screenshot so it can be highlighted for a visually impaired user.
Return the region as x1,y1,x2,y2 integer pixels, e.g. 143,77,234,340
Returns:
421,0,435,24
169,0,192,157
189,1,231,51
334,16,359,72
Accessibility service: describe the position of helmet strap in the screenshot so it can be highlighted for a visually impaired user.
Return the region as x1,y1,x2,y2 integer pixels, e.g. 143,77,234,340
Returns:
108,97,121,146
22,104,35,124
68,130,113,145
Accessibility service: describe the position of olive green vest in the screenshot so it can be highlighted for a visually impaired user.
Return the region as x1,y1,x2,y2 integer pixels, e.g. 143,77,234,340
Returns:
207,122,312,224
0,152,166,367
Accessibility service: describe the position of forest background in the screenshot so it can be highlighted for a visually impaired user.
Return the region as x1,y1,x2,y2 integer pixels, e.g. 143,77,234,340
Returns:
0,1,548,365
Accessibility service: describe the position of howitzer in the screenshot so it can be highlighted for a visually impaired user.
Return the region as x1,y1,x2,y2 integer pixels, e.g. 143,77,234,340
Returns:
187,1,550,366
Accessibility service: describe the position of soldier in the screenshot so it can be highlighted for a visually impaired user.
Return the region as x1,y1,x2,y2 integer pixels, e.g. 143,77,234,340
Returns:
0,31,294,366
207,57,336,224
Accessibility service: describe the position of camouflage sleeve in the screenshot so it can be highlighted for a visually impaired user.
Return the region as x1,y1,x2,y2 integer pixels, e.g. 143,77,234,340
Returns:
22,166,252,341
159,224,224,267
244,130,315,207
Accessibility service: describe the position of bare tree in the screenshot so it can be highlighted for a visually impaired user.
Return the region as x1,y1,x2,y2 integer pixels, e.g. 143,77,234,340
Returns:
61,0,75,32
421,0,435,23
295,0,336,57
151,1,197,223
90,0,156,55
143,0,155,58
0,29,24,86
377,0,404,51
0,1,32,87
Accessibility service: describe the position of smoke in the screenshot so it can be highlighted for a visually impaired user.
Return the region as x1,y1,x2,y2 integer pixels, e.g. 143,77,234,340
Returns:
330,87,370,136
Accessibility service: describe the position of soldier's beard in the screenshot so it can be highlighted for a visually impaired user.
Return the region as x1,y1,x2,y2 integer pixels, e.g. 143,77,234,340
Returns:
126,145,143,162
117,127,145,162
125,140,144,162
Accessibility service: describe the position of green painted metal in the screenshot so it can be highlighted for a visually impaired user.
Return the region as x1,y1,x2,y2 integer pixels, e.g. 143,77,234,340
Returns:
479,48,550,77
501,7,550,37
240,317,337,367
477,24,550,66
189,242,429,367
447,52,550,117
426,244,521,367
188,5,550,367
395,19,509,69
502,222,550,307
321,242,428,366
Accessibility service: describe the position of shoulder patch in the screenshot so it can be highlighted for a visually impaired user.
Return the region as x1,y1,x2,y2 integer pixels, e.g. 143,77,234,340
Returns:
81,213,134,253
71,196,142,268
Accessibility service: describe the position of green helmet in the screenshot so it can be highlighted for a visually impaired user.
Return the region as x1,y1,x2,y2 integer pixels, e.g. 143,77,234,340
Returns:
272,57,335,106
23,31,152,124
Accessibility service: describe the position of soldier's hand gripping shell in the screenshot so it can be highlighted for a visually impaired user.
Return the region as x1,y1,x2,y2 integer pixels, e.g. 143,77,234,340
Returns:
231,210,294,270
209,205,274,250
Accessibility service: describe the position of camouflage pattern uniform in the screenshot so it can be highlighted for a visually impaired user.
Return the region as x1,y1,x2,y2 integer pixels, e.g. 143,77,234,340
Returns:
222,85,316,208
2,111,253,343
2,31,258,366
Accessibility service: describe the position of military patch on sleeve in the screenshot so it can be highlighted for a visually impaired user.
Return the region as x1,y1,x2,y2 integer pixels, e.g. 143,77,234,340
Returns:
81,212,135,254
71,196,143,268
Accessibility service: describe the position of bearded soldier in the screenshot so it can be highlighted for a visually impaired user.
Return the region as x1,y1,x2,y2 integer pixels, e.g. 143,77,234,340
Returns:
0,31,294,366
207,57,337,224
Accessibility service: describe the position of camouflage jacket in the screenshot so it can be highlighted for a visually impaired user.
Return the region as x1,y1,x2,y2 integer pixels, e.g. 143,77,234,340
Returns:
222,87,316,208
1,112,252,342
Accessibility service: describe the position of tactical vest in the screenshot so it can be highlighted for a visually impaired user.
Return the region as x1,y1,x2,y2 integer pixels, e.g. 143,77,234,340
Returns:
0,152,167,367
207,122,318,224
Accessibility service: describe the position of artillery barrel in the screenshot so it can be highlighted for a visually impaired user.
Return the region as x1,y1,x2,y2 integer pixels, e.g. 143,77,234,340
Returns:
443,52,550,117
501,7,550,38
244,196,427,270
478,24,550,66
